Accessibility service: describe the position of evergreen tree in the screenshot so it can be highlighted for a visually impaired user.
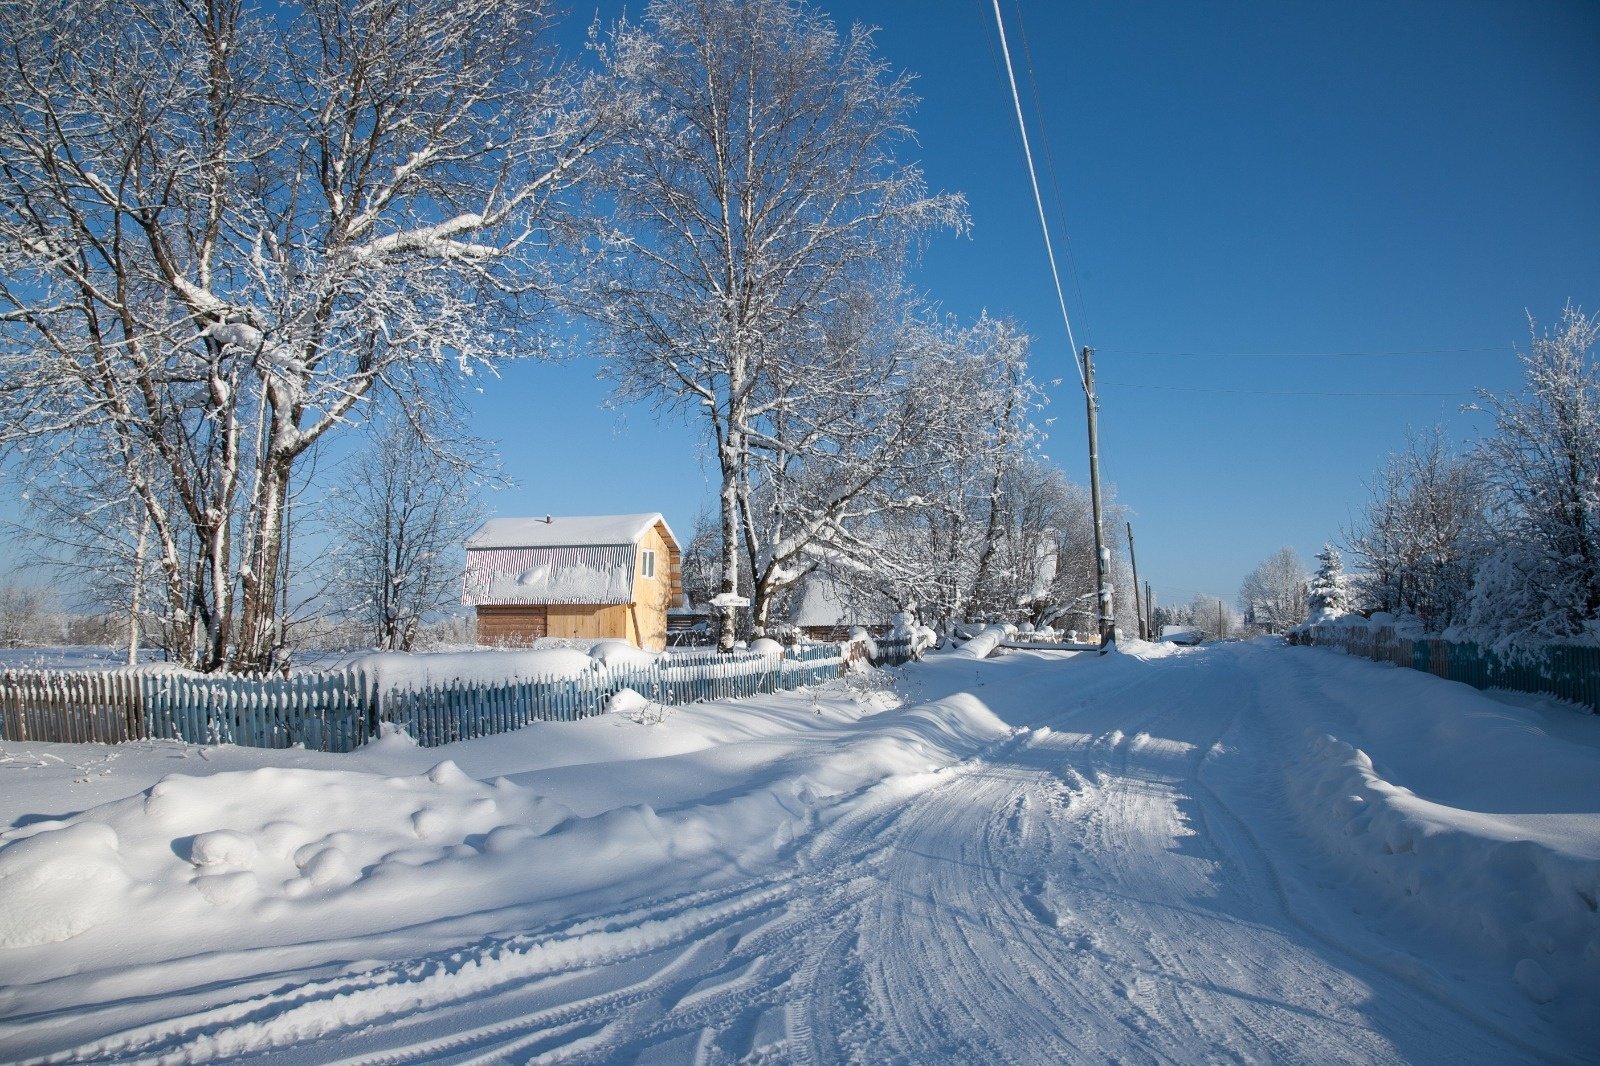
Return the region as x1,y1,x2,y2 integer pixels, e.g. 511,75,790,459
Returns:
1308,544,1350,618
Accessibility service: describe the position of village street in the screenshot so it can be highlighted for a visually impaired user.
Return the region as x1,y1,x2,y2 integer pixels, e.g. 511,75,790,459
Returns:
2,641,1594,1063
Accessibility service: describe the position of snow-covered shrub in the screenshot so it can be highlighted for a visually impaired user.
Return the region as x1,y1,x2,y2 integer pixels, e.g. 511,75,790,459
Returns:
749,637,784,657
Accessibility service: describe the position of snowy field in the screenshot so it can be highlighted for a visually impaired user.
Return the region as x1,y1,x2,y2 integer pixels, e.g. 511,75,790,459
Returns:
1,639,1596,1063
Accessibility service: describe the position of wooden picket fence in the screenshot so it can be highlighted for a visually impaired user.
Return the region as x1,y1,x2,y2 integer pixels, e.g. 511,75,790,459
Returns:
0,640,902,752
1301,624,1600,713
0,667,379,751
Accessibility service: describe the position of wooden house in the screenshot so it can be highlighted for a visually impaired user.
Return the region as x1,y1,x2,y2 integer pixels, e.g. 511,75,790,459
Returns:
463,514,682,651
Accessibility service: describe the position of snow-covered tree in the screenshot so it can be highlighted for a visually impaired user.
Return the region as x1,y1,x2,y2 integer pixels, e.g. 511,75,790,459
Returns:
1306,544,1350,620
1343,428,1488,629
1238,547,1307,634
0,0,599,670
802,315,1060,635
0,584,54,648
1159,593,1238,642
1465,305,1600,644
585,0,966,650
736,292,1004,636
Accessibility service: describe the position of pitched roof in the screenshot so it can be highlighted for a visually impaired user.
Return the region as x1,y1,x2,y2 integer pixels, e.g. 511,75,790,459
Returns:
466,513,677,551
463,514,681,607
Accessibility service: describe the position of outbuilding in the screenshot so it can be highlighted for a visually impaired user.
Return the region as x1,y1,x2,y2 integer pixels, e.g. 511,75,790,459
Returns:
463,514,681,651
789,571,894,641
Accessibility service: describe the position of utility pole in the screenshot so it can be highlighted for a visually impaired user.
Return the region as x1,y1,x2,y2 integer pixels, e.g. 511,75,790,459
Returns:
1125,521,1144,640
1145,582,1154,640
1084,347,1114,652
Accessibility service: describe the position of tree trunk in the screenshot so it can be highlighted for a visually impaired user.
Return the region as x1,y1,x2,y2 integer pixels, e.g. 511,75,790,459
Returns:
233,455,292,673
126,516,148,666
717,429,743,653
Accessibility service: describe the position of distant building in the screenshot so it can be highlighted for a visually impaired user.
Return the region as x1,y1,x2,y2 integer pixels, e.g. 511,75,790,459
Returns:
789,571,895,641
463,514,681,651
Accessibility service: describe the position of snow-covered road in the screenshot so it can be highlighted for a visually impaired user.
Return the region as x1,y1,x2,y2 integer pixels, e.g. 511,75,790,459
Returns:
2,641,1596,1062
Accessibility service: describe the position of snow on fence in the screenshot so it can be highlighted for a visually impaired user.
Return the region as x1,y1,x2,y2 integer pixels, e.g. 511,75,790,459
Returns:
1301,624,1600,713
0,642,870,752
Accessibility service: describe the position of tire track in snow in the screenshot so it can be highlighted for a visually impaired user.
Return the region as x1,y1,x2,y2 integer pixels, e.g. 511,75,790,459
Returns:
830,649,1529,1063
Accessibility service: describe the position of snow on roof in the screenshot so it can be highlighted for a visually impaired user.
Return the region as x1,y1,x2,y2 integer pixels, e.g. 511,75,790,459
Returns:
466,513,676,551
791,573,893,628
465,545,637,606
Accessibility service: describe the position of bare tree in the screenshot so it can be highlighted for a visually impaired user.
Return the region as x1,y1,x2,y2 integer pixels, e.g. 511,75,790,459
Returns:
585,0,966,650
1238,547,1307,634
0,0,599,670
324,414,491,651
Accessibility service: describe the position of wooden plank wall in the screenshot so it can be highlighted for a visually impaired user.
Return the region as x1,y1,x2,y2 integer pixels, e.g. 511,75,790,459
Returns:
475,605,549,646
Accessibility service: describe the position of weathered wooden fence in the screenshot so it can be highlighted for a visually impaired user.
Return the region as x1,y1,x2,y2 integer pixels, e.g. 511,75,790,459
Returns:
1301,624,1600,713
0,640,904,751
0,667,377,750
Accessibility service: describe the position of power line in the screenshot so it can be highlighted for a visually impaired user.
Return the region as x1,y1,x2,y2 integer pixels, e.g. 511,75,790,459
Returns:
1010,0,1093,349
989,0,1086,392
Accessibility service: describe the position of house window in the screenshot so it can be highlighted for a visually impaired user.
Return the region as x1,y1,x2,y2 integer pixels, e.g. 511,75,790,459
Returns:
640,549,656,579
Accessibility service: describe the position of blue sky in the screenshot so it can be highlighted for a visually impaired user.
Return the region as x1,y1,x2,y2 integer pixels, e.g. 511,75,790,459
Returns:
501,0,1599,610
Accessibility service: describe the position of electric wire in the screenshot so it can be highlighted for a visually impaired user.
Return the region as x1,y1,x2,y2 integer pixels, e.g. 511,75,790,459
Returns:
990,0,1088,392
1011,0,1093,350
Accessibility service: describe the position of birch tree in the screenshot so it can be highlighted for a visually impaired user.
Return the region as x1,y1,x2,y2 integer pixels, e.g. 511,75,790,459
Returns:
0,0,599,670
586,0,966,651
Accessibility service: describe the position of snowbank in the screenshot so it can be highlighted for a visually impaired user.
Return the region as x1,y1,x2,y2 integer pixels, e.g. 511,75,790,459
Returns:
352,647,597,690
1214,643,1600,1018
1282,731,1599,1003
945,624,1016,660
0,675,1010,997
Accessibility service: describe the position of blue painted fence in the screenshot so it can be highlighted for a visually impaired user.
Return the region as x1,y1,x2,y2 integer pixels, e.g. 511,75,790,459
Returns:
0,640,901,752
1302,624,1600,713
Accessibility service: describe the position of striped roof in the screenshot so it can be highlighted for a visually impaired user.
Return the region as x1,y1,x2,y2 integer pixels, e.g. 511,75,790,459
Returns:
465,545,636,606
462,514,680,607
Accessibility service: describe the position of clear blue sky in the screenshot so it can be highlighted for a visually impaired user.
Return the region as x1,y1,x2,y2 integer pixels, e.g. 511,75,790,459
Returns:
498,0,1600,610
